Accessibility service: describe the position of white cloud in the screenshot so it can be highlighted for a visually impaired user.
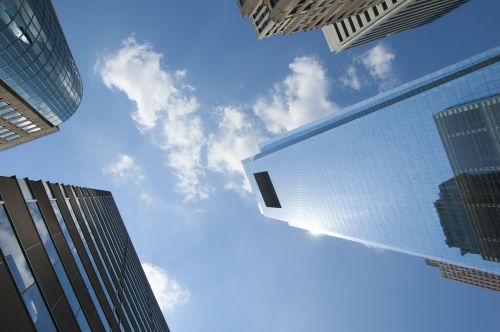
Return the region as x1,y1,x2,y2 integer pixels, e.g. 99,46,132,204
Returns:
360,44,395,80
363,243,386,254
253,56,339,134
340,65,362,91
207,106,262,192
142,262,190,313
103,154,153,204
98,38,347,199
97,36,209,201
103,154,145,184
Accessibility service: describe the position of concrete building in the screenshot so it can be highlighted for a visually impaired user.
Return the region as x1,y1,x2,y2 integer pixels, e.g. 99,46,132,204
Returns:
237,0,381,40
426,259,500,292
322,0,468,52
243,46,500,287
0,176,169,331
0,0,82,151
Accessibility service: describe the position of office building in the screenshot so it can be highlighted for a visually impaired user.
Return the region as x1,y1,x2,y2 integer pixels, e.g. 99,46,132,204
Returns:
237,0,382,40
322,0,468,52
434,177,480,257
426,259,500,292
0,176,169,331
243,46,500,285
0,0,82,151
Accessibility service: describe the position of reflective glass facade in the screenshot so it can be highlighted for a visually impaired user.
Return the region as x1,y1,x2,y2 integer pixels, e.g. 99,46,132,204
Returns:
243,46,500,277
0,176,170,332
0,0,82,126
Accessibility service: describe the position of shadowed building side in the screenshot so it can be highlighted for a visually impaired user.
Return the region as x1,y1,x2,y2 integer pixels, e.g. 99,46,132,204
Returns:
0,176,170,331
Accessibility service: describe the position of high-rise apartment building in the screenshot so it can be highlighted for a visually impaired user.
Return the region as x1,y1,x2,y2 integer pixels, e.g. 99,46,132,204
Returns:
426,259,500,292
0,176,169,331
0,0,82,151
243,46,500,286
322,0,468,52
237,0,382,40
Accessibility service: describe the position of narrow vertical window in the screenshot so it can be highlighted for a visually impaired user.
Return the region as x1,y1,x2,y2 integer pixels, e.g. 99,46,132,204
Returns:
254,172,281,208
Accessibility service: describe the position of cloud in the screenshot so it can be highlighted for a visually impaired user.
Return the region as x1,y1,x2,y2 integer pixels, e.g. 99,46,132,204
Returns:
363,243,386,254
340,65,363,91
359,44,399,91
97,36,209,201
360,44,395,80
103,154,145,184
142,262,190,313
98,38,345,198
207,106,262,192
103,154,154,204
253,56,339,134
339,44,399,92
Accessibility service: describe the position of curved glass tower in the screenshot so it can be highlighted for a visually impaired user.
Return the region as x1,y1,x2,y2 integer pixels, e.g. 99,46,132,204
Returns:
0,0,82,150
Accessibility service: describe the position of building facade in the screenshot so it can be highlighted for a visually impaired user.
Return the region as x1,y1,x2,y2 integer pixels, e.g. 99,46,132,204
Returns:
426,259,500,292
0,176,169,331
0,0,82,151
322,0,468,52
243,46,500,284
237,0,382,40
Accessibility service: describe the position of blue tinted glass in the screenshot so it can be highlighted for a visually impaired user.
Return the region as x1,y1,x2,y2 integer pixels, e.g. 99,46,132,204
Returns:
0,0,82,125
0,204,56,331
244,47,500,276
22,284,57,332
50,200,111,331
53,261,79,313
27,201,92,328
76,309,92,332
0,204,34,290
27,202,59,265
65,199,116,311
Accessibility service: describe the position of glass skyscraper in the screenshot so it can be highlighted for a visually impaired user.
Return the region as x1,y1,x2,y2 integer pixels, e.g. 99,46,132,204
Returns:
243,46,500,280
0,0,82,150
0,176,169,331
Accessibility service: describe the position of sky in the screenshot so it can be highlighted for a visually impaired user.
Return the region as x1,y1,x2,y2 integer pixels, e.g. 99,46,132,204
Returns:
2,1,500,331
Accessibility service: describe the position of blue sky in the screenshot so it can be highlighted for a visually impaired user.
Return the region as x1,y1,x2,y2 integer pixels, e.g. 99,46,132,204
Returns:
2,1,500,331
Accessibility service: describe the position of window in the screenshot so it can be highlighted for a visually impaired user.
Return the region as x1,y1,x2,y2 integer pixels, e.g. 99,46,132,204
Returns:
254,172,282,208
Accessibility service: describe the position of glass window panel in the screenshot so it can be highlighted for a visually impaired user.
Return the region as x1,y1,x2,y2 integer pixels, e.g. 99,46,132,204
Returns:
0,204,34,289
0,107,16,116
22,284,57,332
3,111,21,119
0,131,14,139
5,134,21,141
26,202,59,265
0,204,56,331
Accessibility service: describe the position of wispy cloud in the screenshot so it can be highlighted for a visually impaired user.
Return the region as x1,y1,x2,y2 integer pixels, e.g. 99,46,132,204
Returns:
103,154,146,185
103,153,154,204
360,44,399,91
142,262,190,313
207,106,262,193
340,65,363,91
253,56,339,134
97,36,209,201
98,37,343,198
209,56,340,192
363,243,386,254
360,44,395,80
340,44,399,92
